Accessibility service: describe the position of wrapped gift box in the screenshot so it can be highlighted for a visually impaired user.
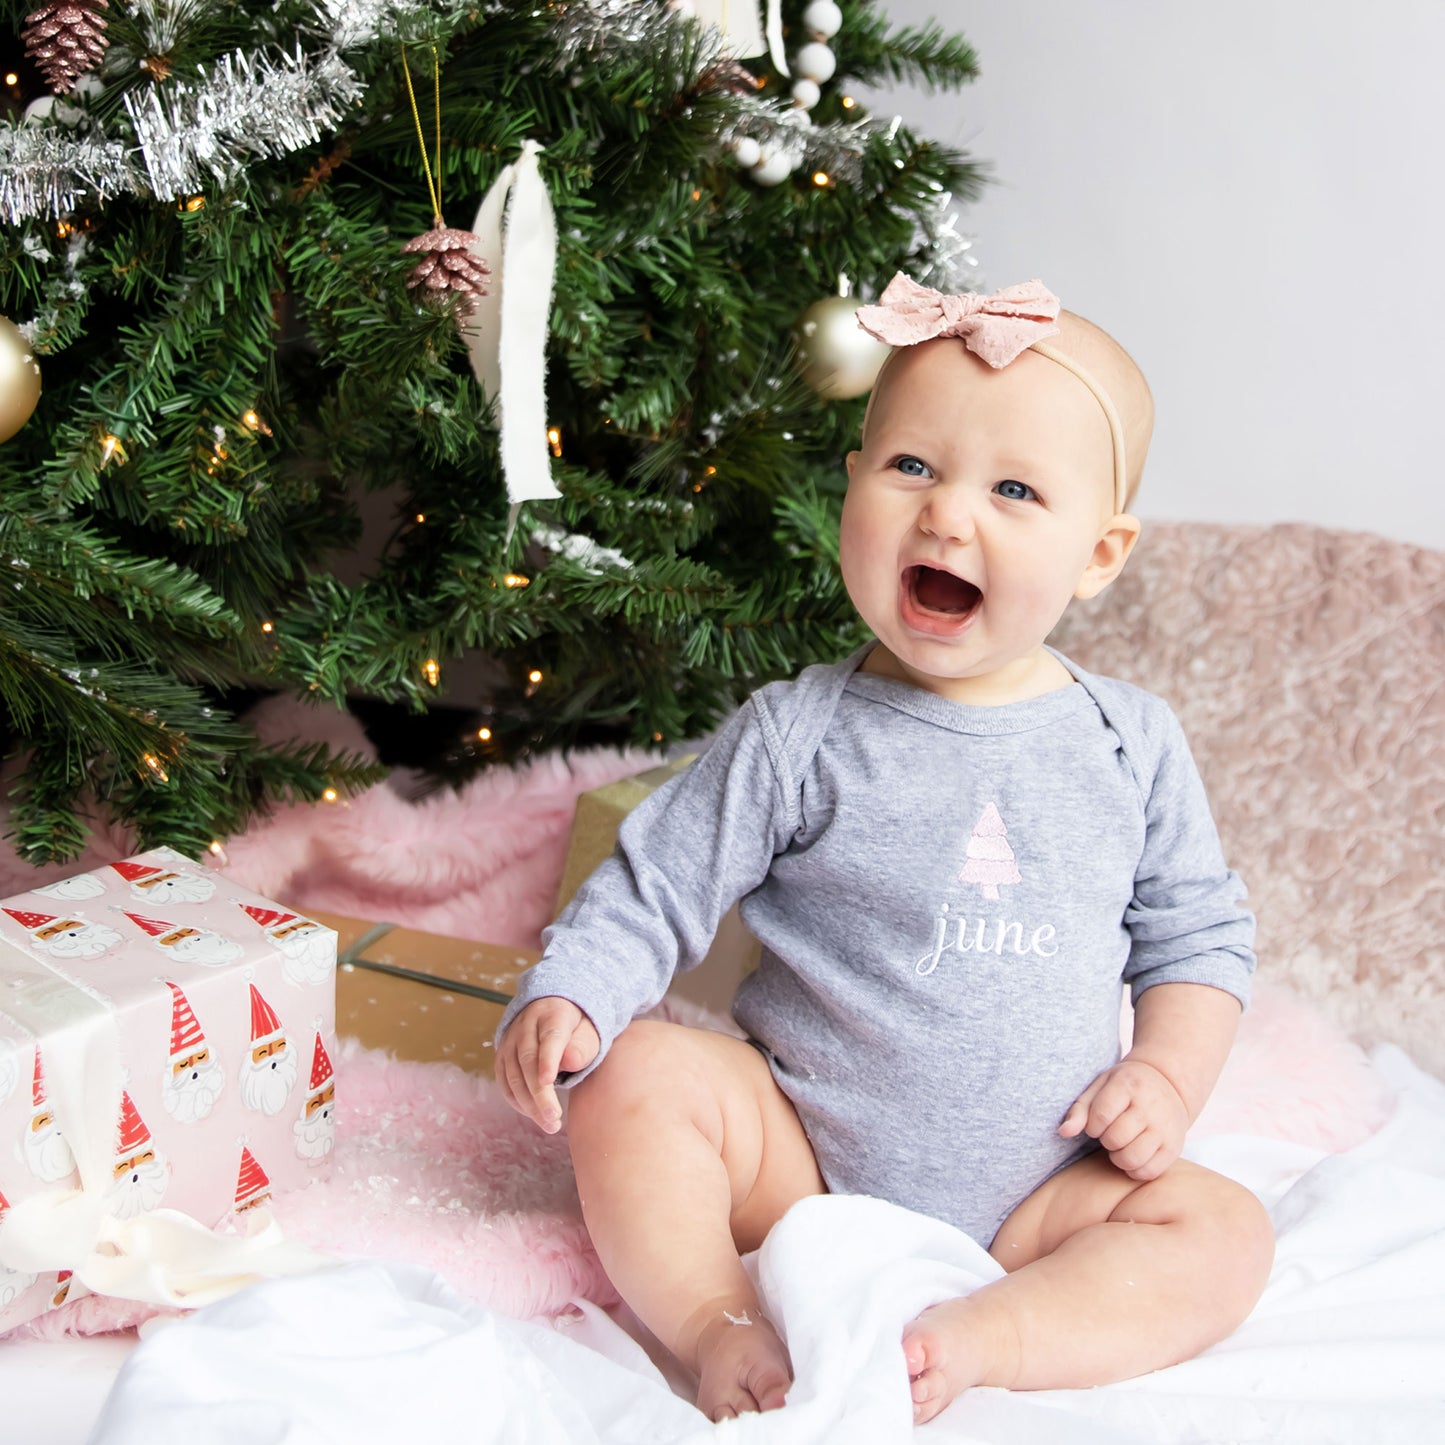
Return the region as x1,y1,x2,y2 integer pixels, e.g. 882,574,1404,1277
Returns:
557,755,761,1017
326,912,533,1075
0,847,337,1332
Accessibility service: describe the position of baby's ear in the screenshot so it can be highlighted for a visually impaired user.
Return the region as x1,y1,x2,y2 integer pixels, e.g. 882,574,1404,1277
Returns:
845,450,860,482
1075,514,1142,600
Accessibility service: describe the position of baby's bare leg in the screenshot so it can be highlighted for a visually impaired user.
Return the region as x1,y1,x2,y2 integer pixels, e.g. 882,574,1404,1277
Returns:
903,1155,1274,1424
566,1021,826,1420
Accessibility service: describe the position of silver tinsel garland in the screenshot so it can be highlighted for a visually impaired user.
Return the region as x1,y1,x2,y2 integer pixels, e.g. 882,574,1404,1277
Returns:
0,126,135,224
0,0,436,224
124,47,364,199
908,187,980,293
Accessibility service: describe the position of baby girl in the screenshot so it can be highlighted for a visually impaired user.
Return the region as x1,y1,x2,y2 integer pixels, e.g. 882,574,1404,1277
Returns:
496,275,1274,1424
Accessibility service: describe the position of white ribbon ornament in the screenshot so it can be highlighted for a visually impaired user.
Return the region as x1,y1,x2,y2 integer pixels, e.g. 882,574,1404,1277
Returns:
673,0,788,74
0,949,326,1311
463,140,561,542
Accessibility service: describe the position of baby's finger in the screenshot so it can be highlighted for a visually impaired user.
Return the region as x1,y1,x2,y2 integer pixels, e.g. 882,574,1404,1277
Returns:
515,1054,562,1134
1084,1079,1134,1139
517,1049,563,1134
1099,1107,1148,1155
1122,1141,1174,1183
497,1052,535,1124
530,1021,579,1130
559,1017,601,1075
1106,1123,1157,1174
1059,1079,1103,1137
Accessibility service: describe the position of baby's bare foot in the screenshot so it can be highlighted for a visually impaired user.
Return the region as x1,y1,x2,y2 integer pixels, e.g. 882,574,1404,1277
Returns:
692,1307,793,1421
901,1295,1018,1425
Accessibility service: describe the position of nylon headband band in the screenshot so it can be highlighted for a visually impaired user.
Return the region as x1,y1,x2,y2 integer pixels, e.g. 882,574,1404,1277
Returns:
860,341,1130,515
1028,342,1129,515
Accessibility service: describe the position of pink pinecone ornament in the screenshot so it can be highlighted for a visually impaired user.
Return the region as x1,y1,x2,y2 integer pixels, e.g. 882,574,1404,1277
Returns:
401,225,491,310
23,0,109,94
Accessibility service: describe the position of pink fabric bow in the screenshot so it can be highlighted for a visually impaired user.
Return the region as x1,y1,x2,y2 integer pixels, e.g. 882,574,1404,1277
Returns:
854,274,1062,367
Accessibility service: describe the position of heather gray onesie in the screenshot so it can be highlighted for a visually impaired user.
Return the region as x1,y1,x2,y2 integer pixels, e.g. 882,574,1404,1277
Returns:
498,644,1255,1244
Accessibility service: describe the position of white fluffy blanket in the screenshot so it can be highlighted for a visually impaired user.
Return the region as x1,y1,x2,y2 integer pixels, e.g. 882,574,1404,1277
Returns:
85,1046,1445,1445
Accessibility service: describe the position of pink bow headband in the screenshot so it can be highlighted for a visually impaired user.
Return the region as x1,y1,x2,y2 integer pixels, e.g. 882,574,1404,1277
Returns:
854,274,1130,514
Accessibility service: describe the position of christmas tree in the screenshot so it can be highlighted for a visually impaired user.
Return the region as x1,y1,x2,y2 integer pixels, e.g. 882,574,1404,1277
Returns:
0,0,983,864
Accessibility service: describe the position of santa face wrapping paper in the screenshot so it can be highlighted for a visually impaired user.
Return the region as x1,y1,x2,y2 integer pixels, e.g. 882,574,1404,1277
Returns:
0,847,337,1331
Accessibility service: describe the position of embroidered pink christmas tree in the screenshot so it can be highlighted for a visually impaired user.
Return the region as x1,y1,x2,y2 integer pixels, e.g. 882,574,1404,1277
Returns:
958,802,1022,900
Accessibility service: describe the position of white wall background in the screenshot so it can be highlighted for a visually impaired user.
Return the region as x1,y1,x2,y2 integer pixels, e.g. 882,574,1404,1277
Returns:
856,1,1443,549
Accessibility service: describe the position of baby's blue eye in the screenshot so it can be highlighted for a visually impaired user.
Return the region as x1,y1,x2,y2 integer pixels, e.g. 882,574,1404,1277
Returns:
995,479,1036,501
895,456,930,477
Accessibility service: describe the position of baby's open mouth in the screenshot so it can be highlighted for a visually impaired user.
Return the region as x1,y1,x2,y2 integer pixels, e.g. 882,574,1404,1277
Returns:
904,565,981,617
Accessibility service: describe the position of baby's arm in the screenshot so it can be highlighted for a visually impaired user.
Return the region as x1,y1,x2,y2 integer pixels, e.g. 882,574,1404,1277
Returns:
496,997,601,1134
1059,982,1241,1181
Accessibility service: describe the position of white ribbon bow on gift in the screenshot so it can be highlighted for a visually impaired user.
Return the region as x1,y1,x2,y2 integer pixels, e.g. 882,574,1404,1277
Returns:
0,950,324,1311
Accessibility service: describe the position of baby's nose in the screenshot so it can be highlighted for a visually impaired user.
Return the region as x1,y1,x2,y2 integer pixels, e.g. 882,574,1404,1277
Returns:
919,489,978,544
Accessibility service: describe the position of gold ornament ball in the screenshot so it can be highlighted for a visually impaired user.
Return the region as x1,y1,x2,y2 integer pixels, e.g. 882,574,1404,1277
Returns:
796,295,890,399
0,317,43,443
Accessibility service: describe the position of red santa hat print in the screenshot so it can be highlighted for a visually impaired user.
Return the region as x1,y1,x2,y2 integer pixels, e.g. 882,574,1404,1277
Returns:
5,907,58,932
307,1032,334,1094
112,861,165,885
165,981,206,1060
31,1046,54,1111
233,1145,272,1211
115,1091,153,1158
249,984,284,1046
240,904,293,931
124,911,182,939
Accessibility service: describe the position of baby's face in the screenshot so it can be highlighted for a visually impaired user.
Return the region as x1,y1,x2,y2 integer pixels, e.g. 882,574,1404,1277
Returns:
840,338,1134,704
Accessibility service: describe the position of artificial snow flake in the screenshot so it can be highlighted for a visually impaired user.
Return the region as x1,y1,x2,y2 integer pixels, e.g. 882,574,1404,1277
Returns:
532,523,635,576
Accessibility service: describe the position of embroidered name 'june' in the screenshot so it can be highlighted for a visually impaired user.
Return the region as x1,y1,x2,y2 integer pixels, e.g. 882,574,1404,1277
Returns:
912,802,1059,976
914,905,1059,975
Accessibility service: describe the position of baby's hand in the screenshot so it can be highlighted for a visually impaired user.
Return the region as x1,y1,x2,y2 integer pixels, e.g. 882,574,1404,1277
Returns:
495,997,601,1135
1058,1058,1189,1183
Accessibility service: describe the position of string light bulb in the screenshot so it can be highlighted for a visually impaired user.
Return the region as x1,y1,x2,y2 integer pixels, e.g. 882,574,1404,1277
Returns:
423,658,441,686
182,195,205,212
841,95,857,109
812,171,832,188
240,408,272,436
260,621,274,633
99,433,128,468
322,786,339,803
141,754,169,783
477,726,492,742
527,669,543,685
503,573,529,588
414,512,426,523
546,426,563,458
4,73,18,86
207,840,229,866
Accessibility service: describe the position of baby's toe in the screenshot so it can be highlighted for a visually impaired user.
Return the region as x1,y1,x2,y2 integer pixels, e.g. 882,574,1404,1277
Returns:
910,1367,949,1423
901,1319,939,1378
742,1357,790,1412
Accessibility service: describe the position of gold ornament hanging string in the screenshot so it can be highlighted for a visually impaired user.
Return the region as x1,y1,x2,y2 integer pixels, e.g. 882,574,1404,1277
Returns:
397,43,491,308
400,43,444,228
